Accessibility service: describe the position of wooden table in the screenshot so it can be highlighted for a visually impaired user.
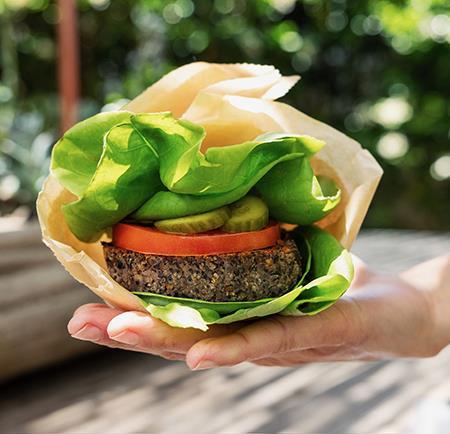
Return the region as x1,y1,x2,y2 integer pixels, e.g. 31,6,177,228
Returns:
1,230,449,434
0,224,99,381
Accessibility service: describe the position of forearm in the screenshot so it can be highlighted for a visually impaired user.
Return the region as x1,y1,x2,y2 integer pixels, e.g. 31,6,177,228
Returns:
400,254,450,354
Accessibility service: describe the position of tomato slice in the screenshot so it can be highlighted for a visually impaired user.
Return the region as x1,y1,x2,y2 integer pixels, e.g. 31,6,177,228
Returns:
113,222,281,256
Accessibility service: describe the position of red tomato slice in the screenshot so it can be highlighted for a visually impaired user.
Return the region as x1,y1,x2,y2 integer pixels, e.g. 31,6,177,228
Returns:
113,222,281,256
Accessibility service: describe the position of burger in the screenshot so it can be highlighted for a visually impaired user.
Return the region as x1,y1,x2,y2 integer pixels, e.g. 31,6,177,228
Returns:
38,63,382,330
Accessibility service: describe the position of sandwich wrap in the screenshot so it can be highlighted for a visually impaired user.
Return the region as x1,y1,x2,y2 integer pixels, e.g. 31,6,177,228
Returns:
37,62,383,330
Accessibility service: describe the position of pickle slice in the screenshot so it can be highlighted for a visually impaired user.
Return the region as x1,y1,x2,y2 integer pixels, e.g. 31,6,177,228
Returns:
154,207,231,234
223,195,269,233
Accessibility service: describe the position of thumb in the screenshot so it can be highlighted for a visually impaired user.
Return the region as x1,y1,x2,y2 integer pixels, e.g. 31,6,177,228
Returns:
186,298,364,369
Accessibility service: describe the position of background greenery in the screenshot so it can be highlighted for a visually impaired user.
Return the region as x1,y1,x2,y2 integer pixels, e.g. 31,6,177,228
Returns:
0,0,449,230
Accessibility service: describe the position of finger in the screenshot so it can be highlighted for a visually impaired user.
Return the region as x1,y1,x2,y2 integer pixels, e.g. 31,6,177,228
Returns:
69,304,189,355
69,304,239,357
68,303,123,338
186,298,366,369
107,311,240,354
68,303,144,351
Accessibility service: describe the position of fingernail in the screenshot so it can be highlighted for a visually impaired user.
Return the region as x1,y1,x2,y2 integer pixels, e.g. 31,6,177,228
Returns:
71,325,102,342
191,359,217,371
110,331,140,346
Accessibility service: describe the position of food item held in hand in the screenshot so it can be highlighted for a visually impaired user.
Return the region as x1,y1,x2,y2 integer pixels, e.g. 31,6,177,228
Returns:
37,62,383,330
103,236,301,302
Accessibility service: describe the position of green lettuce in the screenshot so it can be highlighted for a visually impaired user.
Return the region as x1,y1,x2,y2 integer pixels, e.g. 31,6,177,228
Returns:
62,124,163,242
134,226,353,330
51,112,131,196
51,112,341,242
256,158,341,225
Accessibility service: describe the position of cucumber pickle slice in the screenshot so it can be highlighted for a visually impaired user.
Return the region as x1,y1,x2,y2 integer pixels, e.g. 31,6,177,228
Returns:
154,206,231,234
223,195,269,233
153,195,269,234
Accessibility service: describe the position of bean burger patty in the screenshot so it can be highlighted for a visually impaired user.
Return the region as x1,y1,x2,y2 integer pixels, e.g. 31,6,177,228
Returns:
103,238,302,302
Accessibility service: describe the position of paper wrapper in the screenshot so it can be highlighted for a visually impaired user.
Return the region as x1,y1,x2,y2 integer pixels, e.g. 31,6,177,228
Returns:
37,62,383,313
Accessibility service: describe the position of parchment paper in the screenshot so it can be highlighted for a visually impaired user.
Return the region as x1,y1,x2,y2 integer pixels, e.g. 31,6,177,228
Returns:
37,62,383,312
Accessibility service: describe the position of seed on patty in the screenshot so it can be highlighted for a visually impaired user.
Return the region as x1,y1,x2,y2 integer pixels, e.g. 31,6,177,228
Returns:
103,238,302,302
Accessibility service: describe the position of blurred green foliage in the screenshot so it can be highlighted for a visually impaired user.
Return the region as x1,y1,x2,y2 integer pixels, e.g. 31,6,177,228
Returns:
0,0,449,229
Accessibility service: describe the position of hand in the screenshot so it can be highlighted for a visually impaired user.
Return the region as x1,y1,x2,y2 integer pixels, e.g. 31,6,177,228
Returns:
68,255,450,369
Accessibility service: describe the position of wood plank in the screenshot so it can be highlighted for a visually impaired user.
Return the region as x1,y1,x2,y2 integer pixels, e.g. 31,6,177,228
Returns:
0,286,98,381
0,245,54,274
353,229,450,271
0,224,42,248
0,226,99,381
0,263,80,308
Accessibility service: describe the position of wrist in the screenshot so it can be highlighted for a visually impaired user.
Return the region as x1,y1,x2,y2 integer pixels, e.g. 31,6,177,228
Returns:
400,254,450,355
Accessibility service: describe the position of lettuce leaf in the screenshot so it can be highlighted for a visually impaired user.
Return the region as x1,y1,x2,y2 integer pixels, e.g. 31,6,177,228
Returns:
130,128,325,221
51,112,131,196
256,158,341,225
62,123,163,242
135,226,353,330
51,111,341,242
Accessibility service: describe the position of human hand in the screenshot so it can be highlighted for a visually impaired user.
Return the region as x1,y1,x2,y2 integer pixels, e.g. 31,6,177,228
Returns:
68,255,450,369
